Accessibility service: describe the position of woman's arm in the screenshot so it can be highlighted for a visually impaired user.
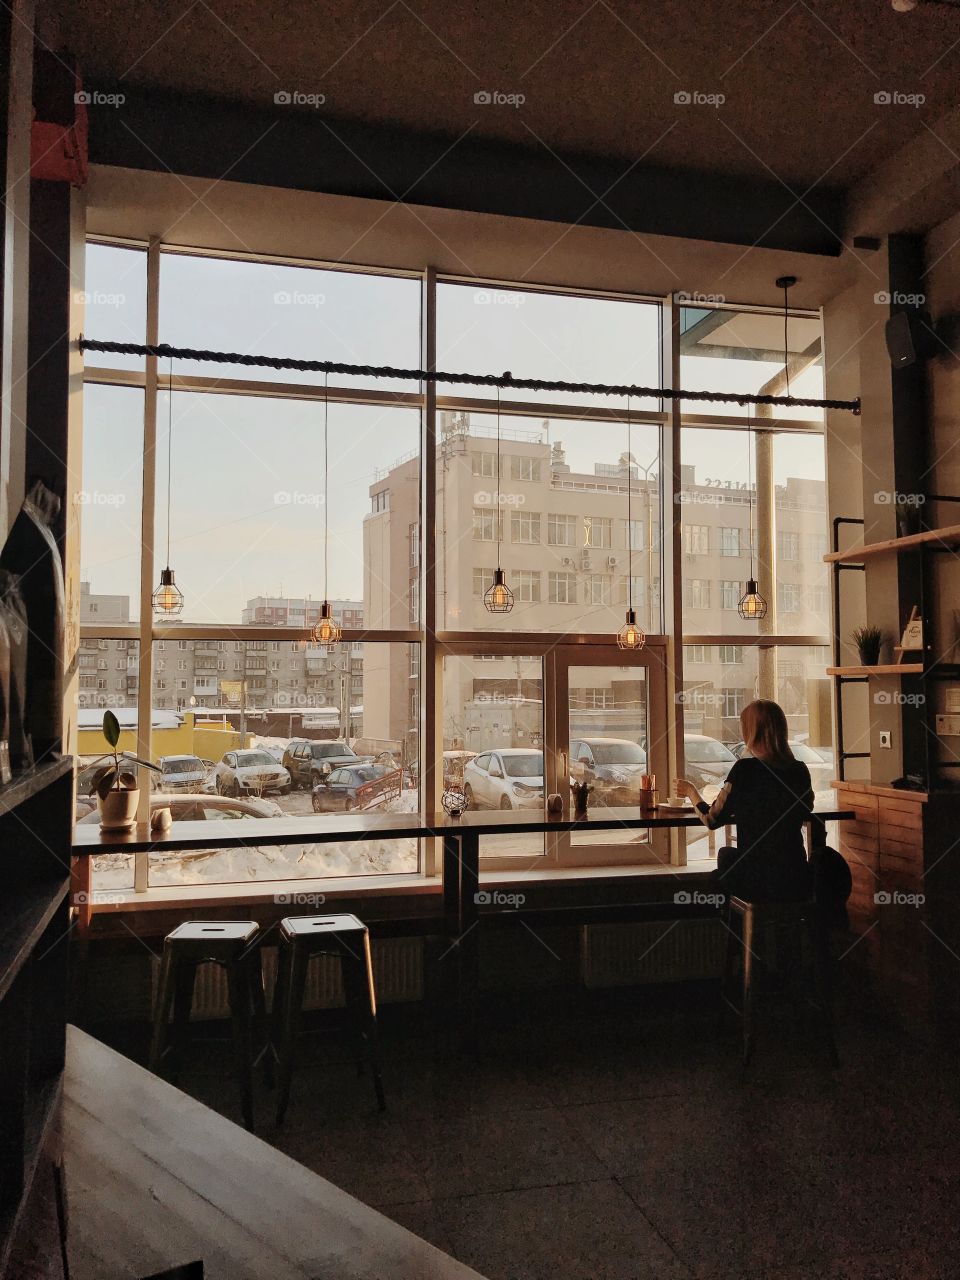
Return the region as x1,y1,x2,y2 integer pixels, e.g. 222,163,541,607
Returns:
674,765,738,830
696,777,736,830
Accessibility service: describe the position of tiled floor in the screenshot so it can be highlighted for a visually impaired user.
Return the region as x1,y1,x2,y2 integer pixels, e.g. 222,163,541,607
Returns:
102,982,960,1280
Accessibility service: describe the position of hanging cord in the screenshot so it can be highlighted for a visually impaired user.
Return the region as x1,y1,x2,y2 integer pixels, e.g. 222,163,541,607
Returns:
323,372,329,598
495,379,503,566
166,356,174,567
782,282,791,398
747,404,755,577
78,338,859,414
626,394,633,615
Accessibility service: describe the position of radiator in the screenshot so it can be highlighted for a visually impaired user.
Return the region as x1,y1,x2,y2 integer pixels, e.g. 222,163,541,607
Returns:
157,936,424,1020
581,918,725,988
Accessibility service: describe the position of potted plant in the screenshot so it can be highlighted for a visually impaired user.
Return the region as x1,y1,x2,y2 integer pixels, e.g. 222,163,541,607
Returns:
90,710,160,831
851,624,884,667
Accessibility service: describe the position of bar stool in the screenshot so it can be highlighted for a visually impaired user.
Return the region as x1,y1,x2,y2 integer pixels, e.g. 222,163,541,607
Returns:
720,896,838,1067
272,913,386,1125
149,920,269,1131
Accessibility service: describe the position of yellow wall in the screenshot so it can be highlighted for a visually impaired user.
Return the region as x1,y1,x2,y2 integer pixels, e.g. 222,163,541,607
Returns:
78,712,251,762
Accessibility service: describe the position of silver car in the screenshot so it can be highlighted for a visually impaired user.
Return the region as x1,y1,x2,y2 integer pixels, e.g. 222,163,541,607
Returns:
213,749,291,797
463,748,544,811
158,754,208,793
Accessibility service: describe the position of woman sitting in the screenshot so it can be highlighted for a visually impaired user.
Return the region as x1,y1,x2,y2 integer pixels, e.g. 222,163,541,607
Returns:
674,699,813,903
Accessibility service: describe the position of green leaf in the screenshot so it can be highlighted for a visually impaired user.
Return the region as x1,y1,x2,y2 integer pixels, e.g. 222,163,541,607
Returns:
103,710,120,748
119,752,161,771
95,767,119,799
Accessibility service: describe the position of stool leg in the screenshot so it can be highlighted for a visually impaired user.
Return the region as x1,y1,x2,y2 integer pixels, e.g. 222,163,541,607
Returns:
53,1159,70,1280
169,959,197,1083
148,945,177,1073
719,906,738,1029
741,906,756,1066
341,934,386,1112
227,958,256,1133
275,946,309,1126
249,948,274,1087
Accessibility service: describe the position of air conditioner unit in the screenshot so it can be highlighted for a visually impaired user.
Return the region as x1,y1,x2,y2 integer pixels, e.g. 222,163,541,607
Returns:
562,557,575,568
606,556,618,568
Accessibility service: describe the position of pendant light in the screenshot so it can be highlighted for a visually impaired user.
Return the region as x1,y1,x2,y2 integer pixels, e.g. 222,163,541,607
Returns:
152,357,184,616
312,373,342,646
484,378,514,614
617,394,645,650
738,404,767,620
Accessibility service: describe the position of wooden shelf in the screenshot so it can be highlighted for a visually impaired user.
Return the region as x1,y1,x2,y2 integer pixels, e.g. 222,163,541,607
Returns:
824,523,960,564
0,1075,63,1277
0,878,70,1003
0,758,72,819
827,664,924,676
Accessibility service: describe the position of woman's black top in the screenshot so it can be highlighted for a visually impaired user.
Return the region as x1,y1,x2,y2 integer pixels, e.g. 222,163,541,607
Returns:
697,755,813,901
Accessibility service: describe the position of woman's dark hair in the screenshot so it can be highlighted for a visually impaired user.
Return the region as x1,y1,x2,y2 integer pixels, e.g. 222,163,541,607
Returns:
739,699,794,766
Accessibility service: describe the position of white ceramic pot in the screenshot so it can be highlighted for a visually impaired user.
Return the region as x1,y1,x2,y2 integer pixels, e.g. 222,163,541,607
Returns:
98,787,140,832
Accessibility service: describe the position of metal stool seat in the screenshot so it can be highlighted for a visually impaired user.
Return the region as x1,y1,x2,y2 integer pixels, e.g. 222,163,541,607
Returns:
721,895,838,1067
149,920,269,1131
272,913,386,1124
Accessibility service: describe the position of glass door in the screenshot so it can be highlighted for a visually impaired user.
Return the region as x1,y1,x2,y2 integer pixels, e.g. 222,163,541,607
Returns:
549,645,672,866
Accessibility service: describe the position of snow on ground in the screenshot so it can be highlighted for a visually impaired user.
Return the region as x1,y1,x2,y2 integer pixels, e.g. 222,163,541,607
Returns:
91,785,420,891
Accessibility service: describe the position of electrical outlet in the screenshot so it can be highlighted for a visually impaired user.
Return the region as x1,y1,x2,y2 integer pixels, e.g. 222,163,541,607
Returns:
879,730,892,749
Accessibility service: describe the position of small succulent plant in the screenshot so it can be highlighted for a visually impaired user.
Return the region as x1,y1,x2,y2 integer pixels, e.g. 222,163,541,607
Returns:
90,709,160,799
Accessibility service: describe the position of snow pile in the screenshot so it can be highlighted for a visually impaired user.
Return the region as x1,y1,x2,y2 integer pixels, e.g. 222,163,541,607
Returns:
91,785,421,890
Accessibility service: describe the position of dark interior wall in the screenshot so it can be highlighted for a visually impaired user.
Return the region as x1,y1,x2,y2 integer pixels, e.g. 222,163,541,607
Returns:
82,86,846,257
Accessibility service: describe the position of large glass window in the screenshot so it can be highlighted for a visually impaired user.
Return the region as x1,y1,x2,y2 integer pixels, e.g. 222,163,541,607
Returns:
80,243,832,892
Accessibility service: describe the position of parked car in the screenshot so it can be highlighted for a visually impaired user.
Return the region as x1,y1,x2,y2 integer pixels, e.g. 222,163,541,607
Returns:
569,737,647,806
213,749,291,797
683,734,738,797
311,763,401,813
463,748,544,811
282,739,362,789
158,754,208,793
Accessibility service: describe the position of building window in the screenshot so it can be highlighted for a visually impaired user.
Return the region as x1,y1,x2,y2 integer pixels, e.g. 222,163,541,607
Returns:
683,524,709,555
473,566,496,597
514,570,541,603
509,455,540,482
547,514,577,546
619,575,644,607
807,585,828,613
471,452,495,478
722,688,747,717
586,574,613,605
574,687,614,709
778,582,802,613
473,508,499,542
584,516,612,548
719,580,742,610
510,510,541,544
548,571,577,604
684,579,711,609
718,527,742,557
778,530,800,561
409,522,420,567
625,520,647,552
719,645,744,664
371,490,389,514
686,645,712,664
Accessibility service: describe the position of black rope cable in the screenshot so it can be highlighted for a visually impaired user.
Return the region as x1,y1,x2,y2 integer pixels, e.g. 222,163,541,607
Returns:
77,338,861,414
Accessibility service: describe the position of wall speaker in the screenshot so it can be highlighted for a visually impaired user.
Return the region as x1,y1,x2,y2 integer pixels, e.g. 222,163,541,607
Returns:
885,310,934,367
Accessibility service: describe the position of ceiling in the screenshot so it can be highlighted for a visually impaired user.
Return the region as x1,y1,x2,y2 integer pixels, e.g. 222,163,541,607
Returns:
63,0,960,191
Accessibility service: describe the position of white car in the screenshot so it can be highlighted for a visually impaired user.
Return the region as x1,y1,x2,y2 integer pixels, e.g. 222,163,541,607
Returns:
213,749,291,797
463,748,544,811
158,754,208,793
77,793,284,824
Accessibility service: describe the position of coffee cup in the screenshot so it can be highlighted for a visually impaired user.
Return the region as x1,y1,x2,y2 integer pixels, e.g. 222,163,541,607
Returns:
666,794,687,808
